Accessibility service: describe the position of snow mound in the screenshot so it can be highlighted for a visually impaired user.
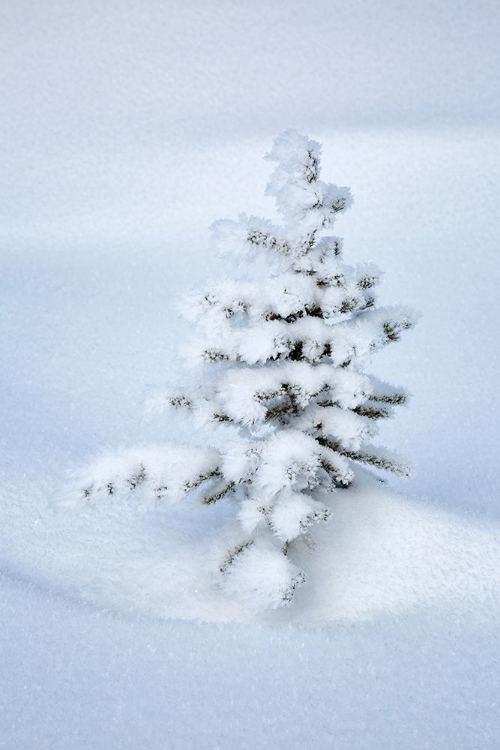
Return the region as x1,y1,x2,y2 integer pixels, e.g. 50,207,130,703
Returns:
2,468,498,624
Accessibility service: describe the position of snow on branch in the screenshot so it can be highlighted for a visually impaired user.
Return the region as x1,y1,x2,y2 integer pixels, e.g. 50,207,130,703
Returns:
265,129,323,186
317,436,413,479
368,377,411,406
187,305,417,369
211,214,315,268
215,362,371,426
297,404,377,452
218,538,307,611
265,129,353,229
67,445,222,510
182,260,381,330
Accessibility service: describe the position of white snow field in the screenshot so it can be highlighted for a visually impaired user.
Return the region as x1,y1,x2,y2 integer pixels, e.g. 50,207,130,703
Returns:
2,1,500,748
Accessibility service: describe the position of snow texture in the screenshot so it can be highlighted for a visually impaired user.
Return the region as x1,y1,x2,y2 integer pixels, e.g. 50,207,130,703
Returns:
1,0,500,747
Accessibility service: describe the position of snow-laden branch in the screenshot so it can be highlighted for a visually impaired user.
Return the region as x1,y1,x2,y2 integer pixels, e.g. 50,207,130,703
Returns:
187,306,418,369
265,129,353,229
66,445,222,510
182,261,381,328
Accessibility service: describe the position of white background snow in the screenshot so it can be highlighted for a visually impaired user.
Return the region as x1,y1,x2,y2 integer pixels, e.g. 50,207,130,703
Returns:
1,1,500,747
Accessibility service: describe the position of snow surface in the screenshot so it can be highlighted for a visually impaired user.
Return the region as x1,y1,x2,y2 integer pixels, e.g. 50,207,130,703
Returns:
2,0,500,747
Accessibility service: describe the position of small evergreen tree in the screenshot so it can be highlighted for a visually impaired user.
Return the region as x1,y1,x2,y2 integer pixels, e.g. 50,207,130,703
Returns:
74,131,417,610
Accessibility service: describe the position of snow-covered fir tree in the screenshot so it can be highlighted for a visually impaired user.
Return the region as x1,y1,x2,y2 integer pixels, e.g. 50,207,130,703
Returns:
73,130,417,610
